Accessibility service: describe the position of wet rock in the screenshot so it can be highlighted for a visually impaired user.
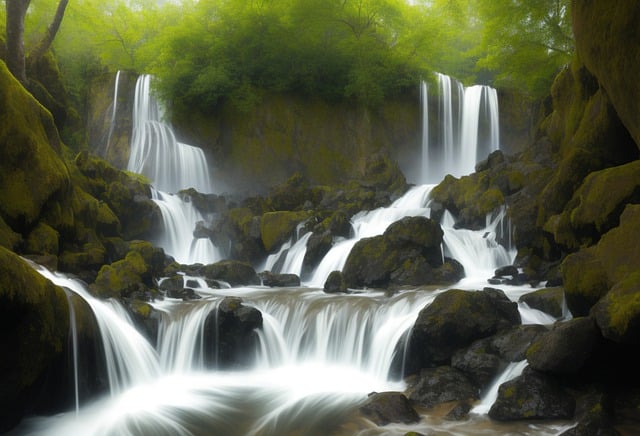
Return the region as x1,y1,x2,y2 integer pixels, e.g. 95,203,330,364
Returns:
0,247,69,431
406,366,479,408
526,317,602,375
197,260,260,287
451,338,504,388
406,288,520,372
444,401,472,421
560,389,617,436
489,367,575,421
324,270,348,293
259,271,301,287
342,216,460,289
260,210,310,252
203,297,263,368
359,392,420,426
490,324,548,362
90,250,149,299
592,270,640,344
519,287,565,318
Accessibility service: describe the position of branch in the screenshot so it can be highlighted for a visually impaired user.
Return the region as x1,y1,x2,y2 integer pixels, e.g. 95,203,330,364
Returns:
28,0,69,65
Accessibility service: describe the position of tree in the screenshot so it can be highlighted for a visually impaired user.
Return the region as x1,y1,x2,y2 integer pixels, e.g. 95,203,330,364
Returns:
5,0,30,83
4,0,69,84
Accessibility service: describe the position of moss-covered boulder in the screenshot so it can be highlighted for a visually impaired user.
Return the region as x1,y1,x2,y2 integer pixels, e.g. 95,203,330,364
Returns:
260,210,310,252
591,271,640,344
90,250,149,299
25,221,60,256
0,247,69,431
573,0,640,149
342,216,459,288
526,317,602,375
562,204,640,318
324,270,348,293
406,288,520,372
197,260,260,287
488,367,575,421
211,207,265,262
0,216,21,251
519,287,566,318
0,60,70,231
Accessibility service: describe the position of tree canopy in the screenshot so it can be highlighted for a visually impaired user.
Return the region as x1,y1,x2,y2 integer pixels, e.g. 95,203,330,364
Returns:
2,0,573,112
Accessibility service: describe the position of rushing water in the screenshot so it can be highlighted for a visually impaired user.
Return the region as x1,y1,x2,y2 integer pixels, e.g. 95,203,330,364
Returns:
9,73,576,435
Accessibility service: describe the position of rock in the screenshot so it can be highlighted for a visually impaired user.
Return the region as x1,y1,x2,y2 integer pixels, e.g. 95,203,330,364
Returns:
125,300,161,343
406,366,479,408
444,401,472,421
490,324,548,362
203,297,263,368
0,61,70,232
560,389,617,436
591,271,640,344
488,367,575,421
519,287,566,318
259,271,301,287
324,270,347,293
342,216,458,289
526,317,602,375
561,247,608,316
406,288,520,372
359,392,420,426
451,338,504,388
260,210,310,252
25,222,60,256
90,250,149,299
197,260,260,287
0,247,69,431
573,0,640,149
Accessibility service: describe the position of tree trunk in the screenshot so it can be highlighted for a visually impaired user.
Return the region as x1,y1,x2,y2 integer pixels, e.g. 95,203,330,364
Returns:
5,0,31,84
28,0,70,66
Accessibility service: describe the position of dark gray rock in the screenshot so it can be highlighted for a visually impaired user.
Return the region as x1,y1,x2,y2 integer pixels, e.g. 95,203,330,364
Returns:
359,392,420,426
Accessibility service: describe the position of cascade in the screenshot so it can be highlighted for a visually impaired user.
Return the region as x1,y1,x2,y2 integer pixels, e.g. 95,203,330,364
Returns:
419,73,500,184
117,73,220,265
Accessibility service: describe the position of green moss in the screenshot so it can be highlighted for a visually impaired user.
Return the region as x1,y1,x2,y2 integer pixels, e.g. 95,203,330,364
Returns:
0,215,22,250
561,247,609,315
260,211,310,252
0,61,70,229
25,222,60,255
596,204,640,284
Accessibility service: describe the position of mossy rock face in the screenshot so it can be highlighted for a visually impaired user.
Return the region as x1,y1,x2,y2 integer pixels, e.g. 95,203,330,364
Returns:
526,317,602,375
406,366,479,408
0,216,21,251
0,61,70,231
594,204,640,286
90,250,149,299
573,0,640,149
260,211,310,252
211,207,265,262
488,367,575,421
25,221,60,255
0,247,69,431
561,248,609,317
266,172,315,211
324,270,347,293
406,288,520,372
591,271,640,344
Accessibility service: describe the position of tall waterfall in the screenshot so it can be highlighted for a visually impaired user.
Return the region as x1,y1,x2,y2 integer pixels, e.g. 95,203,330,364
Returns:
120,74,220,265
127,75,213,195
420,73,500,184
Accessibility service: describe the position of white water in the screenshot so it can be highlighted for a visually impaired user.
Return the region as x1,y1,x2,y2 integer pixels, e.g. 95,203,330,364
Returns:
471,360,529,415
151,188,222,265
127,74,213,195
419,73,500,184
122,74,221,265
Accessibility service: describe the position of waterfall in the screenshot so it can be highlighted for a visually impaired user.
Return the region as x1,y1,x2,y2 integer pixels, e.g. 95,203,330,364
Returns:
127,75,213,195
420,73,500,184
151,188,222,265
116,74,220,265
307,184,434,287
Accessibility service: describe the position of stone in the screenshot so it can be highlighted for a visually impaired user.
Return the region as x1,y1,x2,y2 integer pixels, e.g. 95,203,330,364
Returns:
359,392,420,426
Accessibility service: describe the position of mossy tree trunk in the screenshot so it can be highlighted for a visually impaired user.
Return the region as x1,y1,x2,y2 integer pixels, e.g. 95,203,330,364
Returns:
27,0,69,67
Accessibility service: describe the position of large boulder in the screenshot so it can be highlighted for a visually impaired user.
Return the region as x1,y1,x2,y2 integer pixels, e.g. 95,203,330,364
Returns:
406,288,520,372
342,216,462,288
489,367,575,421
526,317,603,375
197,260,261,287
0,248,69,431
519,287,566,318
260,210,310,252
591,271,640,344
203,297,263,368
